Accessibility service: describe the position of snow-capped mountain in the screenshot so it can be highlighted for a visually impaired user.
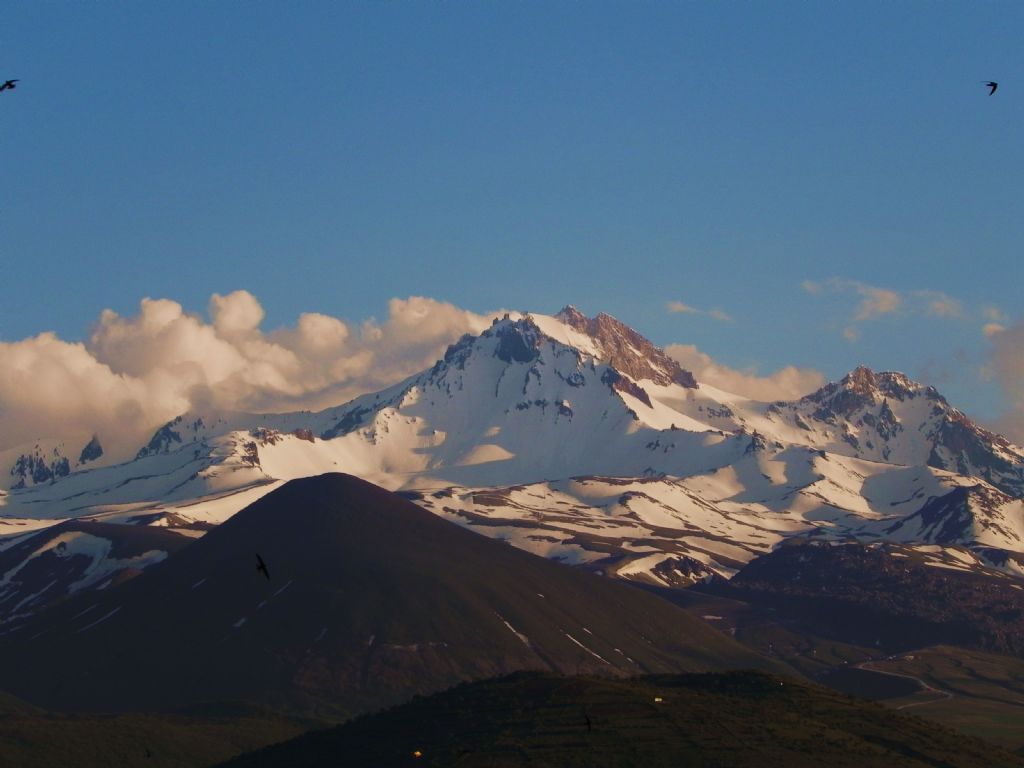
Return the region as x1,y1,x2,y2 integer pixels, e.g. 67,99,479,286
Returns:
408,447,1024,584
0,310,756,516
766,366,1024,496
2,306,1023,588
3,433,109,491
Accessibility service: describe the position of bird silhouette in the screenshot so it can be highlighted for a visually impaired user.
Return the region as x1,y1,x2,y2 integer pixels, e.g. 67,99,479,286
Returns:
984,81,998,95
0,80,18,92
256,553,270,580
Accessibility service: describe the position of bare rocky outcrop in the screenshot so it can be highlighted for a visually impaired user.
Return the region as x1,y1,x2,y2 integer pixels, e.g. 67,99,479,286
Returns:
555,306,697,388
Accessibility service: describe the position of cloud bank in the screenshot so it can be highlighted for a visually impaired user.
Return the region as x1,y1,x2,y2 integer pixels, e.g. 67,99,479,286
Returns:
664,343,826,402
0,293,497,459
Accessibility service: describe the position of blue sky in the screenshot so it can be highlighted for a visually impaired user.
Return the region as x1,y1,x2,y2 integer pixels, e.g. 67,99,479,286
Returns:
2,2,1021,425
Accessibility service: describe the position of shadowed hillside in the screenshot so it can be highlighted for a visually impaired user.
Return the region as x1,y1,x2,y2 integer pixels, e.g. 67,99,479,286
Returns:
0,474,771,717
220,670,1024,768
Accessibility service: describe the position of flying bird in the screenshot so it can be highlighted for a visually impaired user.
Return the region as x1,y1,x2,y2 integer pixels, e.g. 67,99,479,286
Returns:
256,553,270,580
984,81,998,95
0,80,18,92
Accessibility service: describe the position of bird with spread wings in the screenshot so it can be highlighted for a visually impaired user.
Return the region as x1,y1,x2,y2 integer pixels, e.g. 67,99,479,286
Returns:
256,553,270,580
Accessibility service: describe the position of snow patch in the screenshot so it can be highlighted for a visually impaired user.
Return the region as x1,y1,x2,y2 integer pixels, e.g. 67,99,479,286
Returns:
272,579,293,598
76,606,121,633
563,631,610,664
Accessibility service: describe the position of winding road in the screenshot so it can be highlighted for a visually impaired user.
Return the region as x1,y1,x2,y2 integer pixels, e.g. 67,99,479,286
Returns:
856,658,953,710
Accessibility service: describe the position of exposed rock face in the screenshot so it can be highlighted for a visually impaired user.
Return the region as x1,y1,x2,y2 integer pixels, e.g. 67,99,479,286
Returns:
650,554,717,586
601,368,653,408
928,409,1020,482
556,306,697,388
10,447,71,489
804,366,920,423
794,366,1024,496
744,430,768,455
884,483,1024,548
492,318,543,364
861,399,900,441
136,417,184,459
321,405,373,440
79,435,104,464
886,485,978,544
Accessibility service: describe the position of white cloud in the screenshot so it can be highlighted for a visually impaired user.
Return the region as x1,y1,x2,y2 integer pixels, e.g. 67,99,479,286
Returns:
0,293,499,458
210,290,265,337
800,279,823,296
665,343,825,402
667,301,699,315
802,278,901,324
0,332,174,460
915,291,964,319
853,286,901,321
803,278,976,342
666,301,732,322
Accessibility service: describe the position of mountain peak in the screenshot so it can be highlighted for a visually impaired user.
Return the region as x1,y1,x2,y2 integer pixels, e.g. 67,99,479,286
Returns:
552,307,696,388
554,304,587,325
490,315,545,364
805,366,926,418
839,366,921,400
791,366,1024,496
843,365,878,394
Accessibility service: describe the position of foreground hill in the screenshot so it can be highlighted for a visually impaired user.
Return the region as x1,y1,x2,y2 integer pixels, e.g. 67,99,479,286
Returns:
0,696,311,768
0,474,770,716
220,670,1024,768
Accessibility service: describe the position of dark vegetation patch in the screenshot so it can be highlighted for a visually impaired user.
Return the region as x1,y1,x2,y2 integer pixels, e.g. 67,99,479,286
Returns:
708,541,1024,657
220,670,1024,768
0,697,313,768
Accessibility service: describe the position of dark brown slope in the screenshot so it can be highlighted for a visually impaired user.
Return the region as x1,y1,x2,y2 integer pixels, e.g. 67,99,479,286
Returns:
220,671,1024,768
0,473,771,717
710,540,1024,657
0,519,191,624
